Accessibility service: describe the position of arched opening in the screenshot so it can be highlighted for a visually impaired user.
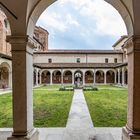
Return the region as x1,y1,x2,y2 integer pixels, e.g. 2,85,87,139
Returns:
0,67,9,89
124,68,128,85
0,0,135,139
106,70,115,84
63,70,72,84
116,71,118,84
41,70,51,84
96,70,104,84
38,71,40,84
52,70,61,84
27,0,133,37
33,70,36,85
74,70,83,86
120,69,122,85
85,70,94,84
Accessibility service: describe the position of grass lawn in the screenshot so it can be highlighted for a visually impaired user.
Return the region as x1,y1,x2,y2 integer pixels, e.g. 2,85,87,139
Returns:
96,85,126,90
84,86,128,127
0,86,73,128
0,93,12,127
33,88,73,127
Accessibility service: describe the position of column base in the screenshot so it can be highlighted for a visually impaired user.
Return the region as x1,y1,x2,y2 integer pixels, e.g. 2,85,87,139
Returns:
122,127,140,140
7,129,39,140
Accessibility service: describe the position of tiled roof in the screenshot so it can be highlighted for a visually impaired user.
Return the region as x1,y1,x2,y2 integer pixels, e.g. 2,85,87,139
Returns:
34,63,124,69
34,49,123,54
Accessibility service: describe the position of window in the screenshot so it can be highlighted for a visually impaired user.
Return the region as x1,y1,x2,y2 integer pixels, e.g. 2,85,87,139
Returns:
114,58,117,63
105,58,108,63
77,58,80,63
48,58,52,63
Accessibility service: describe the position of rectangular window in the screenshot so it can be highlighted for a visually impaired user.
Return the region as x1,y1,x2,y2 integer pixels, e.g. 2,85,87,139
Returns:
114,58,117,63
77,58,80,63
105,58,108,63
48,58,52,63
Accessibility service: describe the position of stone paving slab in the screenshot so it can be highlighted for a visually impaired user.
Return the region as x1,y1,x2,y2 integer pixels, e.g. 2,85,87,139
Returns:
63,89,95,140
0,128,122,140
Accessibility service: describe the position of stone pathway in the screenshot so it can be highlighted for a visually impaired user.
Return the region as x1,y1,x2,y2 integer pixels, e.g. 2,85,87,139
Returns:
0,89,11,95
63,89,95,140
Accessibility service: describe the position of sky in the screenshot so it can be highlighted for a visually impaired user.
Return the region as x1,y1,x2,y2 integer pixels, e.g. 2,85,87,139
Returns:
36,0,127,50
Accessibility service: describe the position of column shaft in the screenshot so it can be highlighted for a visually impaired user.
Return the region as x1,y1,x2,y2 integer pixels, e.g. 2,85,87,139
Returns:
7,36,38,139
122,36,140,140
50,71,52,85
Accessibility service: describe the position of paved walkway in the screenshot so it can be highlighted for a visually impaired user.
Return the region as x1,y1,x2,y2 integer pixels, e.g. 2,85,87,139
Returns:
0,89,11,95
63,89,95,140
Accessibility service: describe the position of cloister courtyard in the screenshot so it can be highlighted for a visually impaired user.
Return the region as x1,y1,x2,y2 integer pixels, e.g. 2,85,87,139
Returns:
0,85,127,128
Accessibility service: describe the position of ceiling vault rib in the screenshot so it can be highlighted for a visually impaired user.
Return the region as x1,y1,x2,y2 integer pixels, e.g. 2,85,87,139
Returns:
0,2,18,20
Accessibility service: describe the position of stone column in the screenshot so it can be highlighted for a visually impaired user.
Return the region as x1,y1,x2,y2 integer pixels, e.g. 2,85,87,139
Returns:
9,70,12,89
114,70,117,84
93,69,96,86
122,36,140,140
72,72,75,85
83,72,85,85
122,67,125,86
50,71,52,85
35,69,38,86
61,69,63,86
104,71,106,84
118,69,120,85
7,35,39,140
39,72,42,85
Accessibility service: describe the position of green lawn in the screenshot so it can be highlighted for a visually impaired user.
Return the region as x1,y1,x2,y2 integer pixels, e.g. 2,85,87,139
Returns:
0,93,12,127
33,89,73,127
0,85,128,128
84,87,128,127
34,85,61,90
0,87,73,128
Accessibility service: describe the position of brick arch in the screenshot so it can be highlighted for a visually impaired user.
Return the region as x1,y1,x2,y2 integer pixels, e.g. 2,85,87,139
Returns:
96,70,104,83
74,70,83,85
52,70,61,84
41,70,51,84
63,70,72,84
85,70,94,84
106,70,115,84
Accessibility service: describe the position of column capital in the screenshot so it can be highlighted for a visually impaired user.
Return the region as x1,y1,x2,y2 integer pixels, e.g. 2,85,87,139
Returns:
6,35,37,50
123,35,140,55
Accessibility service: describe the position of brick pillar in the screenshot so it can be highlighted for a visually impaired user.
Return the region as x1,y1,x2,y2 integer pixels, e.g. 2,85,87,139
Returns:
122,36,140,140
7,35,39,140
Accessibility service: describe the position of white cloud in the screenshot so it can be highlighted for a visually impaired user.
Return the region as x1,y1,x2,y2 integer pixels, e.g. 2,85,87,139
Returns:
37,0,127,49
37,11,67,32
57,0,127,36
66,14,80,26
